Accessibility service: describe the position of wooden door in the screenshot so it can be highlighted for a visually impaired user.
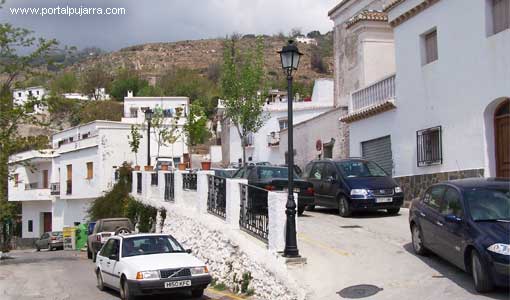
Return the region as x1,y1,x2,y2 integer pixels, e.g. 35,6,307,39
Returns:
43,212,52,233
495,100,510,178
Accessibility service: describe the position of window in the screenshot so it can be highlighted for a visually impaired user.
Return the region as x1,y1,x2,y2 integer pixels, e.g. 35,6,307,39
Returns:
422,29,438,64
28,220,33,232
100,239,116,257
18,92,21,97
130,107,138,118
310,163,325,180
86,162,93,179
13,174,19,187
324,163,338,180
42,170,49,189
441,187,463,217
491,0,510,34
423,186,445,211
151,173,158,186
417,126,442,167
36,91,39,95
279,119,288,130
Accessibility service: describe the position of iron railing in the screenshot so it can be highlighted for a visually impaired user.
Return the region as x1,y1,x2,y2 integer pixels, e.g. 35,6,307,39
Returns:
183,172,197,190
50,183,60,195
66,180,72,195
417,126,442,167
351,74,395,112
164,173,175,202
207,175,226,219
136,173,142,194
151,173,158,186
239,184,269,242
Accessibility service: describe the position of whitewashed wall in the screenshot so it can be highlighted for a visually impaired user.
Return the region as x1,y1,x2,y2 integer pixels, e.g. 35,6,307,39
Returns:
21,201,52,238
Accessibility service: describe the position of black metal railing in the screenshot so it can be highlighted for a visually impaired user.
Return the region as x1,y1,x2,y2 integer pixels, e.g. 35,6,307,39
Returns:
164,173,174,202
239,184,269,242
66,180,72,195
207,175,226,219
417,126,442,167
151,173,158,186
182,173,197,190
50,183,60,195
137,173,142,194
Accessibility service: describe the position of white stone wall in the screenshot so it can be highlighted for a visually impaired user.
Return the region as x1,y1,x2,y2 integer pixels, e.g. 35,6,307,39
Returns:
21,201,52,238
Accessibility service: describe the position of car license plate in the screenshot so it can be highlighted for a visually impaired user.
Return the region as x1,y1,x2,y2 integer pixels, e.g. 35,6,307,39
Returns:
165,280,191,289
376,197,393,203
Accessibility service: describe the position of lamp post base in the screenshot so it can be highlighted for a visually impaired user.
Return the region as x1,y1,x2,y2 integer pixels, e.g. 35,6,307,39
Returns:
278,252,307,265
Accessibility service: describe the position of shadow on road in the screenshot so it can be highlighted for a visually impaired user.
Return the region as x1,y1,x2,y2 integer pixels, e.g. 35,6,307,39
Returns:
402,243,509,300
305,207,402,219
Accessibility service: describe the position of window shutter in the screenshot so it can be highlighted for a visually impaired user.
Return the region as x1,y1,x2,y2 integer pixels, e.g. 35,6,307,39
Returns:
425,30,438,63
87,162,93,179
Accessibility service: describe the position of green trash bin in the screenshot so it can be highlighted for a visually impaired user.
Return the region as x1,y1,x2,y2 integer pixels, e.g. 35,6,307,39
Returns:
75,224,88,251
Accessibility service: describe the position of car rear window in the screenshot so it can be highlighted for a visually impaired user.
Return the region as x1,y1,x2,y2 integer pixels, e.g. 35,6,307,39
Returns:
101,220,132,232
257,167,298,179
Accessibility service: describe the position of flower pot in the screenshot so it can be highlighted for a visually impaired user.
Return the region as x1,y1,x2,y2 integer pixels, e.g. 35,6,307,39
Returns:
201,161,211,170
144,165,154,171
178,163,187,171
161,164,169,171
134,165,141,171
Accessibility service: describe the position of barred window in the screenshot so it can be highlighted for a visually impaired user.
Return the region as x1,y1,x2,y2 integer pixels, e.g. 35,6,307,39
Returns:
151,173,158,186
417,126,442,167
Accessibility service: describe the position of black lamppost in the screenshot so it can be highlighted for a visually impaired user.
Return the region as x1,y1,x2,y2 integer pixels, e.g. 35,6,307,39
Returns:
278,40,303,258
144,108,154,166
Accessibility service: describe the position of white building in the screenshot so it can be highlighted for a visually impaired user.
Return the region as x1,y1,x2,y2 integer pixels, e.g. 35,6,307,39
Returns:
340,0,509,201
295,36,318,45
218,79,335,166
12,86,47,113
9,95,190,239
62,88,110,101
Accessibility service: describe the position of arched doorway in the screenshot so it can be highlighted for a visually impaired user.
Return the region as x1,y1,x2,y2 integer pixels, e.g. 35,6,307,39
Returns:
495,99,509,178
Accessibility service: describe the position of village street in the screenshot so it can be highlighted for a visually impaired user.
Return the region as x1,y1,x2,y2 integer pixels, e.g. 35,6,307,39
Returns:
0,250,239,300
294,208,509,300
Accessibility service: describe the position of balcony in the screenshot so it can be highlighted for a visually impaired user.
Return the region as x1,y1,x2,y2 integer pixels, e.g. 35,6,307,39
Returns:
50,183,60,195
9,183,50,201
342,74,396,123
267,132,280,147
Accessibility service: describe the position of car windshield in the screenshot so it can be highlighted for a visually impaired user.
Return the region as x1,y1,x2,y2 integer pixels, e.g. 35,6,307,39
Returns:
257,167,299,179
122,236,185,257
464,188,510,221
101,220,131,232
336,161,387,178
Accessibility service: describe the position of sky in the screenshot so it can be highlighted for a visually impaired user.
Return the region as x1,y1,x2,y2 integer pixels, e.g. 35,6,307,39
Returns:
1,0,338,52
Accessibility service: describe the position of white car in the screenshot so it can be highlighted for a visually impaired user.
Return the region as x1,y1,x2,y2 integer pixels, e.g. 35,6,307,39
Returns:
95,233,211,300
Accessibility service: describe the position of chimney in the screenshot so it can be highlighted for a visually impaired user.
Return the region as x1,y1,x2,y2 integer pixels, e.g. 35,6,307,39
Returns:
127,90,133,98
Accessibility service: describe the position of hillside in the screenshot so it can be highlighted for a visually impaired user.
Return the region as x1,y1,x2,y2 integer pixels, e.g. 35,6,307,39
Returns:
69,35,333,86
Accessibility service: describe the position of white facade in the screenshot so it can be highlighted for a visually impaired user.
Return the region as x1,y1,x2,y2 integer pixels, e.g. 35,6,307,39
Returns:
221,79,334,165
346,0,509,179
12,86,47,114
62,88,110,101
295,36,318,45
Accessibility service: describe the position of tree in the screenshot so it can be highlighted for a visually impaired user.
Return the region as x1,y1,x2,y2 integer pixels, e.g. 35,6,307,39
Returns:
77,100,123,124
307,30,322,39
50,72,78,93
161,108,183,166
149,107,181,162
290,28,303,37
183,104,209,166
0,8,58,250
128,125,141,166
80,64,111,100
110,68,148,101
220,35,266,165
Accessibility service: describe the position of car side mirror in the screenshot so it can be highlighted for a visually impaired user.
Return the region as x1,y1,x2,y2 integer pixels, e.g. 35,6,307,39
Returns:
185,249,192,254
445,214,462,224
109,253,119,261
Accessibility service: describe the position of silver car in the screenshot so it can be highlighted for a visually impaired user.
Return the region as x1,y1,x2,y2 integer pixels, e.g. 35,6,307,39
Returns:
35,231,63,251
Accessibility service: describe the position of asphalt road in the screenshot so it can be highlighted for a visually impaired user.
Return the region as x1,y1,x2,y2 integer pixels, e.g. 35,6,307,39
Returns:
294,207,509,300
0,249,237,300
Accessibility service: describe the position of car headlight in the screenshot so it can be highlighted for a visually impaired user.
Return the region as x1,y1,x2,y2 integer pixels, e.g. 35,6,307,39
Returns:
350,189,368,196
487,243,510,256
190,266,209,276
394,186,403,193
136,270,160,280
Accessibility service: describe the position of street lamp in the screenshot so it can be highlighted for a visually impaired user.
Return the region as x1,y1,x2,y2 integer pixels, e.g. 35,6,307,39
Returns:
278,40,302,258
144,108,154,166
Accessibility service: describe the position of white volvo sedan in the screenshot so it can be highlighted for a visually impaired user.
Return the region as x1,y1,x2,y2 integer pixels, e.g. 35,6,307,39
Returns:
95,233,211,300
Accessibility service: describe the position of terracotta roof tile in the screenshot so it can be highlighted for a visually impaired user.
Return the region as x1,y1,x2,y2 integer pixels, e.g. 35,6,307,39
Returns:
346,10,388,29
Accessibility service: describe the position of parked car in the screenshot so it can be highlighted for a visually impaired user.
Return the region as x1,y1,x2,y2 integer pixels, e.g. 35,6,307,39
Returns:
35,231,63,251
95,233,211,299
232,165,314,215
88,218,134,262
278,164,303,177
302,159,403,217
409,178,510,293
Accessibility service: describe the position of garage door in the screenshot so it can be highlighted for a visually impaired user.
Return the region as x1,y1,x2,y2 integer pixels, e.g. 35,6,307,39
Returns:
361,136,393,175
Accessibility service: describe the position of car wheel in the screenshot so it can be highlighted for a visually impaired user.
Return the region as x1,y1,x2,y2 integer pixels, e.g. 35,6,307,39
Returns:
96,270,105,291
471,251,494,293
338,196,351,217
191,289,204,298
306,205,315,211
297,206,305,216
387,208,400,215
411,224,428,256
121,278,136,300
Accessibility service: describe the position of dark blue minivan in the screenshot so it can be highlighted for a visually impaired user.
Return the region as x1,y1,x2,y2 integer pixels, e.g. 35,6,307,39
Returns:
303,159,404,217
409,178,510,292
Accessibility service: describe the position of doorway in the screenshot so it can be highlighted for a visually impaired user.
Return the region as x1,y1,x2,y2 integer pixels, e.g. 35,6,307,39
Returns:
495,99,509,178
43,212,52,233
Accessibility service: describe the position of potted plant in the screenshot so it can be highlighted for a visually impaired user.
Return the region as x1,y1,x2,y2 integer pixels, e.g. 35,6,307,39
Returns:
128,125,141,171
178,163,187,171
144,165,154,171
201,154,211,170
161,164,169,171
